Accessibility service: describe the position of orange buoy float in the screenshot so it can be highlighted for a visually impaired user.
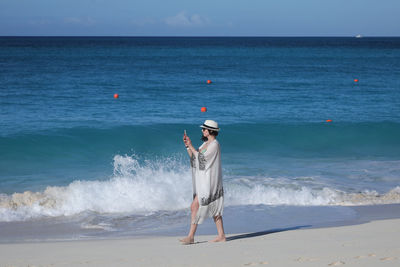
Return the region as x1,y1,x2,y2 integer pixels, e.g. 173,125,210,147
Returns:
354,79,359,83
201,107,207,112
207,80,212,84
114,93,119,99
326,119,332,122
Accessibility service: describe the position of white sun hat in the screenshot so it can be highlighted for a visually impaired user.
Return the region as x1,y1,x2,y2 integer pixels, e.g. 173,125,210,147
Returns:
200,120,220,131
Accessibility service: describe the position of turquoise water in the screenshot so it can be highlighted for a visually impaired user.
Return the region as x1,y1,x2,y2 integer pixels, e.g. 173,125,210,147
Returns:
0,37,400,239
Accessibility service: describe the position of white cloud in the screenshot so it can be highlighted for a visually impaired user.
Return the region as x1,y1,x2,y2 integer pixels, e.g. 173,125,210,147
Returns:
165,12,210,27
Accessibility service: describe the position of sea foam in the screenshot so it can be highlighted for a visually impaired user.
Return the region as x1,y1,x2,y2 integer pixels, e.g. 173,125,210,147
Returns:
0,155,192,222
1,155,400,222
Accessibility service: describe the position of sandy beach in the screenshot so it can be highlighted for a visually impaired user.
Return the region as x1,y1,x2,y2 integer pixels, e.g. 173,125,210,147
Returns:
2,34,400,267
1,217,399,267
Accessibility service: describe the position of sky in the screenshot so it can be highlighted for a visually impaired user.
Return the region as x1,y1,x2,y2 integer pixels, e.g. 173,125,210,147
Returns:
0,0,399,36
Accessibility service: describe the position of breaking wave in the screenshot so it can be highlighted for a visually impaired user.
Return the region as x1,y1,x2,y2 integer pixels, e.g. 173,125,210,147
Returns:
1,155,400,222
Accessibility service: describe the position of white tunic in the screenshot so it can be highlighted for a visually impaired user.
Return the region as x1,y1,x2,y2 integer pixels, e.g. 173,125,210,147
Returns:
190,139,224,224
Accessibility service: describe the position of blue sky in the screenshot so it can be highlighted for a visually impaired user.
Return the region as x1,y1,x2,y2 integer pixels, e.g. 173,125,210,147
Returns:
0,0,399,36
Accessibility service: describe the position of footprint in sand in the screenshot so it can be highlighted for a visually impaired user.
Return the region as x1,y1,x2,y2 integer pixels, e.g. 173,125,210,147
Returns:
368,253,376,257
295,257,318,262
259,261,269,265
243,263,257,266
328,261,345,266
354,255,366,259
380,257,397,261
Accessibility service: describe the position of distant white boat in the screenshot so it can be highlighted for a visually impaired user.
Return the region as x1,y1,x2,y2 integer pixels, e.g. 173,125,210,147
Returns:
355,34,363,38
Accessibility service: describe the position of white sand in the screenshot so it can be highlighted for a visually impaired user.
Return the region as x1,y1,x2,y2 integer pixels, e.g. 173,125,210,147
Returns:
1,218,399,267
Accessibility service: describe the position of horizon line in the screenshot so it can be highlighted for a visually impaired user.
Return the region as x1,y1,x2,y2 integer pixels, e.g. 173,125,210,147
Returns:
1,35,400,38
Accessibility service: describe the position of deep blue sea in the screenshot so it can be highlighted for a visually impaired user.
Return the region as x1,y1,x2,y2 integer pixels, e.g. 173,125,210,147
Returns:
0,37,400,241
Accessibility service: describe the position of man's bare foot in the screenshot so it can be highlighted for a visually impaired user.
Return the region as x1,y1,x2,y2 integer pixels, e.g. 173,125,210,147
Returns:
179,236,194,245
209,236,226,242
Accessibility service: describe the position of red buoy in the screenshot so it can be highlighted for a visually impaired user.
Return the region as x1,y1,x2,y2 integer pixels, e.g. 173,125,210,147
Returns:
114,93,119,99
201,107,207,112
354,79,359,83
326,119,332,122
207,80,212,84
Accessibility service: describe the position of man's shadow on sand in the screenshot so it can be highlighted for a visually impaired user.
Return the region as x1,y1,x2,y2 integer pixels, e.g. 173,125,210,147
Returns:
226,225,311,242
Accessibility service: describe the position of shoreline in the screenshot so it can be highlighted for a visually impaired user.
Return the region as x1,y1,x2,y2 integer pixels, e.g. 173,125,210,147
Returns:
1,203,400,244
1,215,399,266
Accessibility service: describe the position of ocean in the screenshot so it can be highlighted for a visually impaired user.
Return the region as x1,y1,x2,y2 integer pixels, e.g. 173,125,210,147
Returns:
0,37,400,242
